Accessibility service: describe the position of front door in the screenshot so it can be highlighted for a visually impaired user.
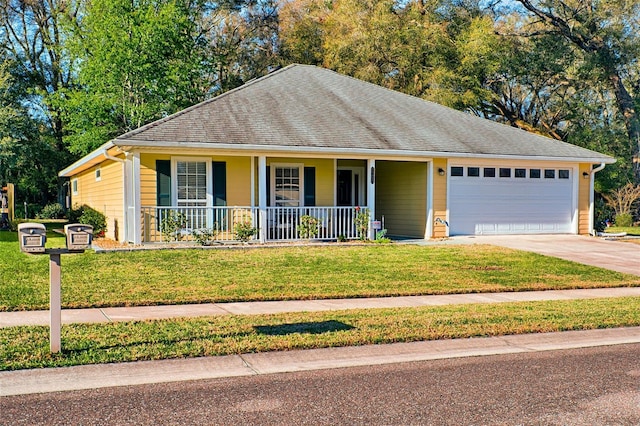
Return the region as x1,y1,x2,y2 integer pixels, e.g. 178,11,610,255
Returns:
337,169,352,206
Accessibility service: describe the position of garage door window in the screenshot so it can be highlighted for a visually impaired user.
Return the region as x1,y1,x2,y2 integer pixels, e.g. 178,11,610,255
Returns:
515,168,526,178
545,169,556,179
468,167,480,177
484,168,496,178
559,170,570,179
530,169,541,179
451,166,464,177
499,168,511,178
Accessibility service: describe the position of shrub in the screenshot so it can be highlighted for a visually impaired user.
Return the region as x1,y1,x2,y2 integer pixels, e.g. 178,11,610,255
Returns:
297,215,319,239
354,207,369,241
615,213,633,227
191,228,219,246
37,203,65,219
160,211,187,242
234,221,257,242
78,206,107,237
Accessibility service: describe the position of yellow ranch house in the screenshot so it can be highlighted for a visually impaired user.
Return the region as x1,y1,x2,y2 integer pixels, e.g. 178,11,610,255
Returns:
59,65,614,244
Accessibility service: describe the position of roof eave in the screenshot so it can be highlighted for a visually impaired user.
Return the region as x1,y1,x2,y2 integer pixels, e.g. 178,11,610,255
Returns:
113,139,616,164
58,141,116,177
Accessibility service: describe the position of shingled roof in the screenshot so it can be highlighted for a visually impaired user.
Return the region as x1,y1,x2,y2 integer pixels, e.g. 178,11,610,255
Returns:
114,64,612,162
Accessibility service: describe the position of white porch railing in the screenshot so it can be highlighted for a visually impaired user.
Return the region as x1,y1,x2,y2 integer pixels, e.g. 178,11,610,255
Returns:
140,206,369,243
266,206,367,241
141,206,259,243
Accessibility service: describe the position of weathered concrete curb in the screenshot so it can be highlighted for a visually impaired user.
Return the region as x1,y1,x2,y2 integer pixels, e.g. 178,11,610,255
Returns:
2,326,639,397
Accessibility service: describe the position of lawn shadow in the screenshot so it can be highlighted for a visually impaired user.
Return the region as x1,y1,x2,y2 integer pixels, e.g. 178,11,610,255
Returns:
255,320,354,336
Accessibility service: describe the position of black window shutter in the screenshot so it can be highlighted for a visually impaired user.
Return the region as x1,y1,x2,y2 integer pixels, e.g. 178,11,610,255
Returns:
266,166,271,207
212,161,227,206
156,160,171,206
304,167,316,206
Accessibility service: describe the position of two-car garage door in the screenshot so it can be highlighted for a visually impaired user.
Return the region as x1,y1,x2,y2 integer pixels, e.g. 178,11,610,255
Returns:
448,165,575,235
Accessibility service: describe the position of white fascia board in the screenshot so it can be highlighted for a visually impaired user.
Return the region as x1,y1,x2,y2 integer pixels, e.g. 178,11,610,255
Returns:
114,139,615,164
58,141,116,177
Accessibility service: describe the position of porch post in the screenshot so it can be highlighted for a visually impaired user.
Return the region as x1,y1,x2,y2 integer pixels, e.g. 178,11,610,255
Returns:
367,159,376,240
131,152,142,245
258,156,267,243
426,161,434,239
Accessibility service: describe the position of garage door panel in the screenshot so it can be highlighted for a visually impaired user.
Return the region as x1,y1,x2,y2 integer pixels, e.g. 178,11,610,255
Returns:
449,167,574,235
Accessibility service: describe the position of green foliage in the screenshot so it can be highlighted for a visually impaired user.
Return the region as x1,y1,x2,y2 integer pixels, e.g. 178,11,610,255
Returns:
297,215,319,239
354,207,369,240
69,204,107,235
337,234,347,242
78,206,107,237
191,228,219,246
160,211,187,242
615,213,633,228
37,203,65,220
234,221,257,242
374,229,391,243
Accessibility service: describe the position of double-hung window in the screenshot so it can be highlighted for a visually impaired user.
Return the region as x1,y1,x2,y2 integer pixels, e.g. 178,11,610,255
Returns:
173,159,211,229
272,164,302,207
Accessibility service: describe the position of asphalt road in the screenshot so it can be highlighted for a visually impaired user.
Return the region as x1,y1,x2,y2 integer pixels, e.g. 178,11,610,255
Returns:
2,344,639,425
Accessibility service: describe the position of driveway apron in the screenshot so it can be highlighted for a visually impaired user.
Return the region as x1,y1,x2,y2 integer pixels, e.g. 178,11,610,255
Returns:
467,235,640,276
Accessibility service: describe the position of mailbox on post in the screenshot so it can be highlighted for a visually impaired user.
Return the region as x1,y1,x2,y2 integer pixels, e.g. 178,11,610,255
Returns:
17,222,47,253
64,223,93,251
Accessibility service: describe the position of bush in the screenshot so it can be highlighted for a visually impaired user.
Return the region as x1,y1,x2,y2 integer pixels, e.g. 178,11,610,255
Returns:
234,221,257,242
37,203,65,219
159,211,187,242
297,215,319,239
191,228,219,246
615,213,633,227
71,205,107,237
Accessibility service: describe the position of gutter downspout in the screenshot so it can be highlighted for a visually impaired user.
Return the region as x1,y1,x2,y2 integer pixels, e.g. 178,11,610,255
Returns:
103,149,127,243
589,163,606,234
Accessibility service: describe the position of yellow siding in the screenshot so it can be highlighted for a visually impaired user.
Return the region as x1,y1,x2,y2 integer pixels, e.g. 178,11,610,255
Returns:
139,154,252,206
375,160,427,238
71,159,124,241
578,163,592,234
267,158,335,206
432,158,448,238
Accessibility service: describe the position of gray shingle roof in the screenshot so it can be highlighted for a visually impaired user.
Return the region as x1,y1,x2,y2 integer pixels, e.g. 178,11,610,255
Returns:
115,64,612,162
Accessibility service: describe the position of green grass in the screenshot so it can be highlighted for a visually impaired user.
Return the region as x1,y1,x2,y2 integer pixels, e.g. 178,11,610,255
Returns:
2,297,639,371
606,226,640,236
1,230,639,311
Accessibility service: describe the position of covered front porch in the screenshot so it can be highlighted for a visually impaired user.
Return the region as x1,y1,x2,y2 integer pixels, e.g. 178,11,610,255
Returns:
125,153,441,244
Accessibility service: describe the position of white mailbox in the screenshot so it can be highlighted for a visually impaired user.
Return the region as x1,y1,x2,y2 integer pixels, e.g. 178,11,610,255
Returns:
18,222,47,253
64,223,93,251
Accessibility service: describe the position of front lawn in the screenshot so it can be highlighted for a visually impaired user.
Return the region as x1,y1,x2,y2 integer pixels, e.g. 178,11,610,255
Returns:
2,297,639,370
1,230,639,311
605,226,640,236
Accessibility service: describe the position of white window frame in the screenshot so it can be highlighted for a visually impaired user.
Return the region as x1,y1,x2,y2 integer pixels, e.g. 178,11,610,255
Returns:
95,167,101,182
71,179,78,196
270,163,304,207
171,157,212,207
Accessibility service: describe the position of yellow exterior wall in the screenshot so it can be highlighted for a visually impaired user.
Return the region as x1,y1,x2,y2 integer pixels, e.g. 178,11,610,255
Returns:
267,157,335,206
432,158,448,238
578,163,592,234
139,154,252,206
375,160,427,238
71,158,124,241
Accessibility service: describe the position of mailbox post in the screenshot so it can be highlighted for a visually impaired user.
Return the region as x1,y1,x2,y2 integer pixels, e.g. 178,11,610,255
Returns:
18,222,93,353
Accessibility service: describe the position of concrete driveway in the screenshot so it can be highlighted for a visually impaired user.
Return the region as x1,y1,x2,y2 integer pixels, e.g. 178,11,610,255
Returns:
464,235,640,276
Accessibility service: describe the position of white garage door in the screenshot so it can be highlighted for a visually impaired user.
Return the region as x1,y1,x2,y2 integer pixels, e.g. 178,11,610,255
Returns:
448,165,575,235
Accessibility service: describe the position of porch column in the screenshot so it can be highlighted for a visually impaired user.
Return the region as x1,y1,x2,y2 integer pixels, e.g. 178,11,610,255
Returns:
131,152,142,245
367,159,376,240
258,156,267,243
426,161,434,239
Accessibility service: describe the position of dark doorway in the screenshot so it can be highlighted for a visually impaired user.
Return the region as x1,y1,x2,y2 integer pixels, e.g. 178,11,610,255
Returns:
337,169,352,206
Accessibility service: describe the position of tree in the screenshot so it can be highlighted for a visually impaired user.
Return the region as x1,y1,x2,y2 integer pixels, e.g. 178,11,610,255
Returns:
510,0,640,183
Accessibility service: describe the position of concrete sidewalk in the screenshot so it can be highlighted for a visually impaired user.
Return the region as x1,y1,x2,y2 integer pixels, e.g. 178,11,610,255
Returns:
2,287,640,328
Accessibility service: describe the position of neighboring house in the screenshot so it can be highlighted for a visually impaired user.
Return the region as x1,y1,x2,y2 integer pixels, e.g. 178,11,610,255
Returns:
59,64,614,244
